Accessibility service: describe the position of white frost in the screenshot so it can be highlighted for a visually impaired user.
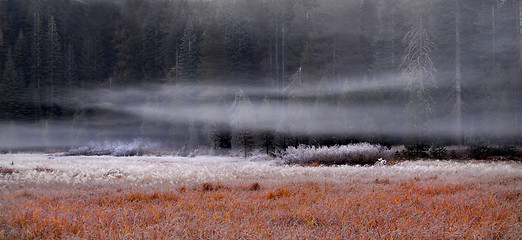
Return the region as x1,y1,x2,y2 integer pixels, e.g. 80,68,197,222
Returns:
1,153,521,188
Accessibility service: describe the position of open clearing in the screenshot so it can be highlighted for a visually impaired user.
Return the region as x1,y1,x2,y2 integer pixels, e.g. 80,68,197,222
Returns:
1,154,521,239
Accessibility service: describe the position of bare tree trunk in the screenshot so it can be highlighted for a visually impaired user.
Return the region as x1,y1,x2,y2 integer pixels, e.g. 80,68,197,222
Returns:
514,0,520,77
332,6,337,79
510,0,519,62
275,2,280,90
175,47,179,78
282,23,285,89
492,2,496,64
275,35,279,89
268,37,273,88
455,0,463,145
0,1,3,47
402,1,436,139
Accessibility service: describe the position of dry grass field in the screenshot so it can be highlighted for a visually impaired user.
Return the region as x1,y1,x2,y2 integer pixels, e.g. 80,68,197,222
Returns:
0,154,521,239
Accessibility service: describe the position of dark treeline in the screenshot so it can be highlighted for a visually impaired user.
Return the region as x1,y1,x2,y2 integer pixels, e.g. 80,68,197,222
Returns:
0,0,520,152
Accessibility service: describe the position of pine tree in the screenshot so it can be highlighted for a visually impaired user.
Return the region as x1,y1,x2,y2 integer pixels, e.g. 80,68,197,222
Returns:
13,30,31,121
2,121,19,153
0,0,4,64
45,15,63,117
283,67,308,146
372,0,406,74
225,15,259,84
164,1,187,80
30,10,44,121
299,0,361,82
178,20,200,82
313,77,333,136
143,3,168,80
360,0,379,77
231,90,255,158
206,94,232,153
83,36,105,83
402,0,437,141
470,0,520,143
258,96,276,155
188,120,199,152
336,78,353,135
113,13,144,84
298,1,333,82
199,15,227,82
64,43,78,89
14,30,30,83
455,0,463,145
2,49,24,120
210,122,232,153
284,0,314,85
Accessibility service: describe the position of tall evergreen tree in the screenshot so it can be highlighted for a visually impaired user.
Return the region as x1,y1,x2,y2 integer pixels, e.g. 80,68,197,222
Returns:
114,10,144,84
14,30,30,83
300,0,361,82
258,96,276,155
63,43,77,89
2,49,24,120
282,67,308,146
402,0,437,141
336,78,354,136
360,0,379,77
83,35,107,84
209,96,232,153
44,15,63,117
0,0,4,66
285,0,314,85
13,30,31,120
231,89,255,158
455,0,463,145
373,0,406,74
143,2,168,80
199,15,227,82
178,20,200,82
83,1,118,84
225,15,259,84
30,9,44,121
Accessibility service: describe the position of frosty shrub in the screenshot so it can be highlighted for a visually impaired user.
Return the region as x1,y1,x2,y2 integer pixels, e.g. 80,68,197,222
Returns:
0,167,17,175
64,139,160,156
429,145,448,159
283,143,392,165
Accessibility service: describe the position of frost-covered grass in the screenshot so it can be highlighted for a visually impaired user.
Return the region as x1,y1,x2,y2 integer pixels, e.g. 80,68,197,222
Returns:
0,154,521,239
283,143,393,165
63,139,161,157
0,154,520,186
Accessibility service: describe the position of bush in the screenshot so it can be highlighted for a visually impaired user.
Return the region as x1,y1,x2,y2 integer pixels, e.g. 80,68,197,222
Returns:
429,145,447,159
449,150,458,159
467,145,489,159
0,167,17,175
402,144,430,159
467,145,517,160
282,143,392,165
64,139,160,156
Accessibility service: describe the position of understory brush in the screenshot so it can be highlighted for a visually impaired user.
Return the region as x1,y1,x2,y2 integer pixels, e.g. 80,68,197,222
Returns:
63,139,160,156
282,143,392,165
467,145,518,160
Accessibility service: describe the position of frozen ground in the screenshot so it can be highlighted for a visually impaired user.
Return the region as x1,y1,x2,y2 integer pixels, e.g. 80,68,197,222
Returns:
1,153,521,187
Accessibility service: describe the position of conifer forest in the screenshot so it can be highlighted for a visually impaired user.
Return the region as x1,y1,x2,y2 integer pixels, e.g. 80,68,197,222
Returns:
0,0,520,152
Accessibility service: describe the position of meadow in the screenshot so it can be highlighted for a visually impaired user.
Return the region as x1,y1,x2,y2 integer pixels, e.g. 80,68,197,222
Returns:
0,154,520,239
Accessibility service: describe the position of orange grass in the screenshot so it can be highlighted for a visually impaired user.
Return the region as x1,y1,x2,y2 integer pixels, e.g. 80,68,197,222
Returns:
0,177,520,240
